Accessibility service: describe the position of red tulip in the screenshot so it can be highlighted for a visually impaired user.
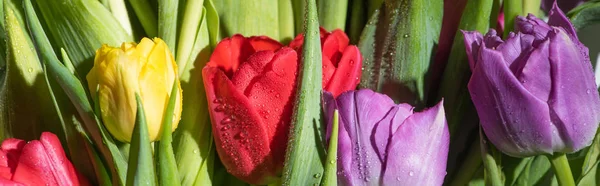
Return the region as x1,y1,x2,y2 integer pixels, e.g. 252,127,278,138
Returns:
289,28,362,97
203,35,298,184
0,132,89,186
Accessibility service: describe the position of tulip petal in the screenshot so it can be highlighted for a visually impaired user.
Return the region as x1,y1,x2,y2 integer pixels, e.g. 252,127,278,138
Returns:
0,177,23,186
325,46,362,97
0,151,11,180
547,3,578,41
231,51,275,93
496,32,535,72
1,139,25,173
208,35,282,77
382,101,449,185
462,30,483,70
39,132,80,185
547,28,600,152
515,15,553,42
371,104,413,162
202,66,276,184
468,46,554,156
515,40,552,101
238,48,298,165
11,141,57,185
335,89,395,185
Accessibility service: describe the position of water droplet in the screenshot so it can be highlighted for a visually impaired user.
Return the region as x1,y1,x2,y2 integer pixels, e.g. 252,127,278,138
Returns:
221,126,229,131
237,132,246,139
587,89,592,94
409,171,414,176
403,34,410,38
193,150,198,154
396,177,401,181
213,98,223,103
313,173,321,178
27,68,33,72
221,117,233,124
215,105,226,112
329,160,335,164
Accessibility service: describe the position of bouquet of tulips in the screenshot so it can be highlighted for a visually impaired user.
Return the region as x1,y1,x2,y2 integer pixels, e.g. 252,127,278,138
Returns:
1,0,599,185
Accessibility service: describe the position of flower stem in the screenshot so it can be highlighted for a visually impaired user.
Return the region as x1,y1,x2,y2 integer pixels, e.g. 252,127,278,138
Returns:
548,153,575,186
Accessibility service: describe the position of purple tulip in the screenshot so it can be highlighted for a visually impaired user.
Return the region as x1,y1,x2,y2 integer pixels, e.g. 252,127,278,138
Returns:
464,4,600,157
323,89,449,186
542,0,586,13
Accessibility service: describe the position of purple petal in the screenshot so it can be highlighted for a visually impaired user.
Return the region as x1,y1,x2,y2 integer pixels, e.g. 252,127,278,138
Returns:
514,39,552,101
372,104,413,162
547,28,600,152
548,2,579,41
496,32,535,73
335,89,396,185
543,0,586,20
382,100,449,185
515,14,552,42
468,46,554,157
462,30,484,71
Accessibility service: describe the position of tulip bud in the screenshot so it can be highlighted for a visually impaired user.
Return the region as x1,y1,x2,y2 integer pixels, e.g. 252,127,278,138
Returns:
464,4,600,157
203,35,297,184
323,89,449,185
86,38,183,143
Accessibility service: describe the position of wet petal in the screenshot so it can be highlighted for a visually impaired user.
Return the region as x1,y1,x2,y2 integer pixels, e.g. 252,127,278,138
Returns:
11,141,57,185
515,39,552,101
468,46,554,157
324,46,362,97
208,35,282,77
382,101,449,185
547,28,600,152
202,66,276,184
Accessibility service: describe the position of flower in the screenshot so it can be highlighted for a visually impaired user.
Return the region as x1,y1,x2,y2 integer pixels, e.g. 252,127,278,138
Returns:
202,35,297,184
323,89,449,185
289,28,362,97
463,4,600,157
0,132,89,185
86,37,183,142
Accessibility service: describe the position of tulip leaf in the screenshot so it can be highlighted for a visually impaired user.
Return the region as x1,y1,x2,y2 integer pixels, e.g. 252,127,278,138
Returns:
321,110,338,186
357,0,442,108
568,1,600,31
155,81,180,186
126,94,157,186
175,0,205,74
158,0,179,53
171,1,219,185
23,0,128,184
129,0,157,37
282,0,325,184
33,0,133,81
213,0,294,43
317,0,348,32
578,128,600,184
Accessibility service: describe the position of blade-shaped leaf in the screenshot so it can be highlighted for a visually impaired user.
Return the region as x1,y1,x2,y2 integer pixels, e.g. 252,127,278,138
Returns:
321,110,338,186
126,94,156,186
155,80,180,186
158,0,179,53
568,1,600,30
23,0,127,184
129,0,157,37
317,0,348,31
357,0,442,108
281,0,325,184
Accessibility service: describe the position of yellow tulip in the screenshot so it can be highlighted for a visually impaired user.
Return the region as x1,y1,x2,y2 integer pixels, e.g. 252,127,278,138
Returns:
87,38,182,142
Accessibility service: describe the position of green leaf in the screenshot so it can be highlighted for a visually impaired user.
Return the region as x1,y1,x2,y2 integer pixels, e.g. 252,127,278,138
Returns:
437,0,493,140
317,0,348,31
23,0,128,184
213,0,294,43
33,0,133,80
171,1,219,185
155,80,180,186
357,0,442,108
503,0,541,37
480,130,504,186
158,0,179,53
281,0,325,184
321,110,338,186
568,1,600,31
105,0,134,35
129,0,158,37
577,128,600,185
175,0,205,73
126,94,157,186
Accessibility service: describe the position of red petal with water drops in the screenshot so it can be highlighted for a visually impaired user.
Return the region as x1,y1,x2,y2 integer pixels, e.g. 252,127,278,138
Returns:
203,66,277,185
11,140,57,186
209,35,282,77
1,138,24,174
39,132,82,185
325,46,362,97
0,177,23,186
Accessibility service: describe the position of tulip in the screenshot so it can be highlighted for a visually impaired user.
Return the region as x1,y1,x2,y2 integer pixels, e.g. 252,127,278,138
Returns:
86,38,183,143
289,28,362,97
202,35,297,184
323,89,449,185
464,4,600,157
0,132,89,185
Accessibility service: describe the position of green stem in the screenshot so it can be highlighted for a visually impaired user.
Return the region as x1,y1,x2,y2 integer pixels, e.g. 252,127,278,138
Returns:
504,0,522,37
449,140,482,186
548,153,576,186
523,0,541,16
129,0,158,37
